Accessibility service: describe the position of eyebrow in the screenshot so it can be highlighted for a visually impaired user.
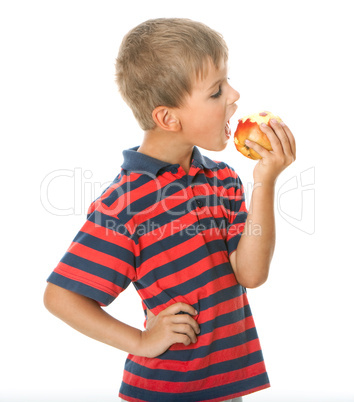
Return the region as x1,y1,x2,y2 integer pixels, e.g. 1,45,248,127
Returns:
207,79,222,92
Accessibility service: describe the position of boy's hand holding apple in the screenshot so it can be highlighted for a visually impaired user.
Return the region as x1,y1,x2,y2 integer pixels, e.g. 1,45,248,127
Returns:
234,111,296,183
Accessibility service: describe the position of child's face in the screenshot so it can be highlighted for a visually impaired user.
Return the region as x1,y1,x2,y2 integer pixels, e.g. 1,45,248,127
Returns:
177,58,240,152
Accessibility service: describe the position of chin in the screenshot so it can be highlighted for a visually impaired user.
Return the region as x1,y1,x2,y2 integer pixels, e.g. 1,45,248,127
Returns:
199,145,224,152
211,141,228,152
196,138,227,152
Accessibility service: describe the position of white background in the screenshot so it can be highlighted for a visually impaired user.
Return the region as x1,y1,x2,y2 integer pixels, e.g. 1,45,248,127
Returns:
1,1,353,401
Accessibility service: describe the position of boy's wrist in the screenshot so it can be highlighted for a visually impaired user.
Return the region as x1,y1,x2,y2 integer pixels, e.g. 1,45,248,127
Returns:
252,178,276,193
134,330,147,357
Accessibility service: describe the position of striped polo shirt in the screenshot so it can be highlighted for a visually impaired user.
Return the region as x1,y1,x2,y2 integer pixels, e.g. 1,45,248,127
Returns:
47,146,270,401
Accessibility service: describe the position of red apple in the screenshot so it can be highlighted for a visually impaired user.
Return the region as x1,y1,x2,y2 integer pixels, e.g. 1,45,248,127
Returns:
234,111,282,160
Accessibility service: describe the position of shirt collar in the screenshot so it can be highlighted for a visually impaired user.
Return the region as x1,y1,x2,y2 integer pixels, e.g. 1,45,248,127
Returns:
191,146,218,170
121,146,218,177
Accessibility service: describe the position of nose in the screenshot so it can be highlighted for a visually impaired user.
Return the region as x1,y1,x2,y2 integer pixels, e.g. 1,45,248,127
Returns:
227,83,240,105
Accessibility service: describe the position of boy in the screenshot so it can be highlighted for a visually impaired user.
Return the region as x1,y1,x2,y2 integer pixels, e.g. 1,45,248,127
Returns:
44,18,296,402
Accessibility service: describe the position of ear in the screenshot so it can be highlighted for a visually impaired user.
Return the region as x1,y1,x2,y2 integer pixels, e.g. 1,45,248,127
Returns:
152,106,181,132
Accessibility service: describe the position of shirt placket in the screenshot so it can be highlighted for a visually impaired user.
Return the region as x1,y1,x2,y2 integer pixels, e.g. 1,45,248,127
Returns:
187,165,215,236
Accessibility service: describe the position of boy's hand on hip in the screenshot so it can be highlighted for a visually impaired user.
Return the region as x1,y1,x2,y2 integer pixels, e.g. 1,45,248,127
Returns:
245,119,296,184
138,303,200,358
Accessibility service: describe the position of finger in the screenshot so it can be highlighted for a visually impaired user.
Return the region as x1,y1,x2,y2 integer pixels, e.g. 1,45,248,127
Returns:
260,121,282,153
268,119,297,161
163,302,198,317
173,333,193,347
172,323,198,343
173,314,200,335
245,139,270,158
270,119,295,158
280,122,296,160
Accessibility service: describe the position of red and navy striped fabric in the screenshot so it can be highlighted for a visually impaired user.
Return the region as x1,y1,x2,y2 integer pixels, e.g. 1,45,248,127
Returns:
47,146,270,401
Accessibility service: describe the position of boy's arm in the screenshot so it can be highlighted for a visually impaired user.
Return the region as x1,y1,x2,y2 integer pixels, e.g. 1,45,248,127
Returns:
230,119,296,288
44,283,199,358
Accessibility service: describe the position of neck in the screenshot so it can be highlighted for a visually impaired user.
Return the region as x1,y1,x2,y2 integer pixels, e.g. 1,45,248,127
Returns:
137,128,194,174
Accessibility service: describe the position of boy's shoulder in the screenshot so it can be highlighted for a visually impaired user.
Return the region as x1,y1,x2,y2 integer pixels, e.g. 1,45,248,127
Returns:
119,145,238,177
86,146,242,219
121,145,227,175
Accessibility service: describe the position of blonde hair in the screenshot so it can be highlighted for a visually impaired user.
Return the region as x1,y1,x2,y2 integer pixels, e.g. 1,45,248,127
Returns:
115,18,228,130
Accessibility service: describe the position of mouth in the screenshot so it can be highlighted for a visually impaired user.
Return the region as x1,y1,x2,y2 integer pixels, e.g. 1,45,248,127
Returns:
225,104,237,140
225,120,231,139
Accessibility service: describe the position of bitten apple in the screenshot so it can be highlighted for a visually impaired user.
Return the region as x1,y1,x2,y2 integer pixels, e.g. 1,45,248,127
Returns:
234,111,282,160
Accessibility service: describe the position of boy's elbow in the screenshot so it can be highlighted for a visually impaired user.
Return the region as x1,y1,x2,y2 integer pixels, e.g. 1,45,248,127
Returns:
236,271,269,289
43,283,54,312
243,276,268,289
43,282,63,314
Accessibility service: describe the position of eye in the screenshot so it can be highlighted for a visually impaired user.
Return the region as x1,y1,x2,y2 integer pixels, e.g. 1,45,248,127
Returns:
211,85,222,99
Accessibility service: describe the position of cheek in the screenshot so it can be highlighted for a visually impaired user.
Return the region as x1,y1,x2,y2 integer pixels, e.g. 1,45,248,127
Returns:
202,104,224,122
212,104,225,120
212,110,225,130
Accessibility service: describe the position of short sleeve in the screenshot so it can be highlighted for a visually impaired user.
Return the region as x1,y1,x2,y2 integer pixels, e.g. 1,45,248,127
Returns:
47,203,137,306
225,170,248,256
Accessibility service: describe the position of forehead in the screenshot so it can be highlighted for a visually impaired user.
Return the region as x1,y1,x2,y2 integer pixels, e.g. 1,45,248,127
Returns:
193,58,228,91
